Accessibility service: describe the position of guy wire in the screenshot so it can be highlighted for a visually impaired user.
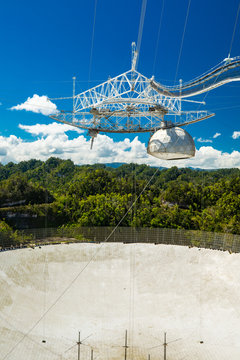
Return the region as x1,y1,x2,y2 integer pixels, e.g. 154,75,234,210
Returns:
2,166,160,360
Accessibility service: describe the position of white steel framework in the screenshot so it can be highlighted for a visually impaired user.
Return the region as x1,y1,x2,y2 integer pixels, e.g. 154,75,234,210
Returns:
50,43,214,138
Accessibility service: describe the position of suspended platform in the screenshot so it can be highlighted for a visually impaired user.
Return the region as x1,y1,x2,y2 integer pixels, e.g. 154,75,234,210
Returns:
48,43,240,159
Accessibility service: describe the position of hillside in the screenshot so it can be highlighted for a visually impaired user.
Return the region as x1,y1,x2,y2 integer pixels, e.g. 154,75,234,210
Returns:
0,158,240,234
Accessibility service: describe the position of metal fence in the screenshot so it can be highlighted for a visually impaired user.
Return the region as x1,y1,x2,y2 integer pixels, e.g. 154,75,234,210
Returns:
1,226,240,253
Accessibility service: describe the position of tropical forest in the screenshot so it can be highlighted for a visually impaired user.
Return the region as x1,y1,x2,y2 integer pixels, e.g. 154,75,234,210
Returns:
0,157,239,243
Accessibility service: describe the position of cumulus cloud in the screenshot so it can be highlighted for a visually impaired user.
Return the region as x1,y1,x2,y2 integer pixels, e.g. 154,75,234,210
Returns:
0,132,146,165
19,122,83,136
197,137,213,143
213,132,221,139
0,123,239,169
232,131,240,139
10,95,58,116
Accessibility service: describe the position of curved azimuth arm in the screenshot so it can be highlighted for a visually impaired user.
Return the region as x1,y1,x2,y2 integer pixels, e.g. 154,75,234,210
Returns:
150,57,240,98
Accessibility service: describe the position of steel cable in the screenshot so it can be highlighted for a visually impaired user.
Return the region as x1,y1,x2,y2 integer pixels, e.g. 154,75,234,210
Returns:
136,0,148,69
88,0,98,84
229,1,240,57
174,0,191,84
152,0,165,75
1,167,160,360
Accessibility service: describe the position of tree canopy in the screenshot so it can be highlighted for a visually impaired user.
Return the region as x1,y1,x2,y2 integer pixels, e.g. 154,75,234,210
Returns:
0,157,239,234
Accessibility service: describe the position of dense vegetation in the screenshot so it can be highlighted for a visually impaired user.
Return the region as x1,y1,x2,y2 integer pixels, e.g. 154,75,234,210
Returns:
0,157,240,235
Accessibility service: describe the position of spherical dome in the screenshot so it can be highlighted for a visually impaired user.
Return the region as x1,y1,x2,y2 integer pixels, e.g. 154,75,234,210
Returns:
147,127,195,160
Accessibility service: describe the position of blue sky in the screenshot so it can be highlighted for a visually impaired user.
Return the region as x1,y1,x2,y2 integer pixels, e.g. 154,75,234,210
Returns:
1,0,240,168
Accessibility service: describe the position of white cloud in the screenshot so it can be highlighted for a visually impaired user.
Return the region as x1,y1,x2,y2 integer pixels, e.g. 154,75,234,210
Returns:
10,95,58,116
213,132,221,139
0,124,240,169
197,137,213,143
19,122,83,136
232,131,240,139
0,132,147,165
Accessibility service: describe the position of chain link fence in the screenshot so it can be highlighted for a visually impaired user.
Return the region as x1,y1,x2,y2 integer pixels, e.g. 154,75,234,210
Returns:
1,226,240,253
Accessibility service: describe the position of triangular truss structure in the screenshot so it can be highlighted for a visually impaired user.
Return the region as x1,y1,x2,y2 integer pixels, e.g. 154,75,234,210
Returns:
50,43,214,138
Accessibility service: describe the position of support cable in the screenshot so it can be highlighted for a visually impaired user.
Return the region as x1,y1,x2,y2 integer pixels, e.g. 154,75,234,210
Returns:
136,0,148,70
88,0,98,83
2,166,160,360
129,164,137,359
152,0,165,74
229,1,240,58
0,312,61,358
197,2,240,109
197,63,227,110
174,0,191,84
